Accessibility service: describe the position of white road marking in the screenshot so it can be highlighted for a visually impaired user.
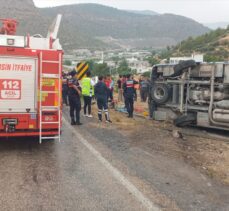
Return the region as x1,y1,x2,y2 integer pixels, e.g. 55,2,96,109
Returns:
63,117,161,211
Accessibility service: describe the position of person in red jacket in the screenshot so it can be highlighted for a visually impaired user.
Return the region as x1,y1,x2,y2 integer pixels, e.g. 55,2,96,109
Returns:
104,75,113,102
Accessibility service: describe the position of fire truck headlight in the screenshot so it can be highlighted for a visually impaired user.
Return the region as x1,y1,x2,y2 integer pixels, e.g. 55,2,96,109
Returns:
7,38,15,45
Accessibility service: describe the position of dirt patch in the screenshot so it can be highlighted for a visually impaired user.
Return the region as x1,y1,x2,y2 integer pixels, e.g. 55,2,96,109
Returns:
219,34,229,44
90,90,229,185
104,108,229,185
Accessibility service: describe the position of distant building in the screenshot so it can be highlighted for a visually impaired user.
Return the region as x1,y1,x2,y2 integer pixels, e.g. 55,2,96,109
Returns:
127,58,151,74
63,54,75,60
170,54,204,64
73,49,91,56
66,48,153,74
106,60,116,68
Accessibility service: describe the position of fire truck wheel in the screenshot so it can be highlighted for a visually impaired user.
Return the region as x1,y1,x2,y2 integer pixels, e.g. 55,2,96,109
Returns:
151,84,171,104
172,60,197,77
174,113,196,127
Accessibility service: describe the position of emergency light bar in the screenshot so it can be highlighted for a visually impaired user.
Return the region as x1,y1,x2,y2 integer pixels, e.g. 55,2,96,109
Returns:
0,19,18,35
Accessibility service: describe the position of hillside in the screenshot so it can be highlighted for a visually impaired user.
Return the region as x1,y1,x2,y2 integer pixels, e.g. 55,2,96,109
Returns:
151,27,229,63
167,27,229,62
0,0,210,51
126,10,159,16
40,4,210,51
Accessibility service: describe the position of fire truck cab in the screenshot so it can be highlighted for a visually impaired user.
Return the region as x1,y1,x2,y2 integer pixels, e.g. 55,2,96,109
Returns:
0,15,63,143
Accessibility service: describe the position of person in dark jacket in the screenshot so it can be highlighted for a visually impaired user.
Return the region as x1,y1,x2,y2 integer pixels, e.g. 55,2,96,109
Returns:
68,70,82,125
62,73,69,106
148,66,158,119
140,77,150,102
94,76,112,123
123,74,138,118
117,75,123,102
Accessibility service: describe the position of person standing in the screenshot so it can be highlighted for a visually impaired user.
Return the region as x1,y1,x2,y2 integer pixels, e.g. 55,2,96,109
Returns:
140,77,150,102
148,66,158,119
123,74,137,118
148,82,156,120
133,76,139,101
68,70,82,125
117,75,123,102
109,76,114,102
104,75,113,102
122,75,127,105
94,76,112,123
62,73,69,106
81,71,94,118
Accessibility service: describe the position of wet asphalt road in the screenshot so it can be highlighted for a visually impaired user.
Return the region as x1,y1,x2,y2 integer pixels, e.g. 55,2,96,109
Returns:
0,124,146,211
0,108,229,211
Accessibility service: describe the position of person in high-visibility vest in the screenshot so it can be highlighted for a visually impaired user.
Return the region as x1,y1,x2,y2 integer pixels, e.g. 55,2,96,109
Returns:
81,71,95,117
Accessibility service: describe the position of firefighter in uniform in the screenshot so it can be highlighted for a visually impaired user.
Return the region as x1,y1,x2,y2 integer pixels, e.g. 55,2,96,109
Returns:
68,70,82,125
123,74,138,118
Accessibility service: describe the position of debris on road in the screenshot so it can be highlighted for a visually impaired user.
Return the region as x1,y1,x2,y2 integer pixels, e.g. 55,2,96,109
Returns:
172,130,183,139
103,106,229,185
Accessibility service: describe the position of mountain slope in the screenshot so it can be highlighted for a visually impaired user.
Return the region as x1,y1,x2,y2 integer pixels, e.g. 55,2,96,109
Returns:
40,4,210,50
0,1,210,51
126,10,159,16
159,27,229,62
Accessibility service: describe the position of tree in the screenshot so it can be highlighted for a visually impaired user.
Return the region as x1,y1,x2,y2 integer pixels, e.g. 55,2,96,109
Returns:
117,59,132,75
142,71,151,78
64,60,72,66
204,54,223,62
86,60,95,72
147,56,160,66
91,62,110,76
111,56,120,66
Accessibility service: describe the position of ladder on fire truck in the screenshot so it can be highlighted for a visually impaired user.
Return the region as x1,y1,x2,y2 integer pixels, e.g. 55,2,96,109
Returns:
39,52,62,144
39,14,62,144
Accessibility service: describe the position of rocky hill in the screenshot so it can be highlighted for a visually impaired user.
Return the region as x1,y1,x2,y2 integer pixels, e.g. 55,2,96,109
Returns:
125,10,159,16
154,27,229,62
178,27,229,61
0,0,210,52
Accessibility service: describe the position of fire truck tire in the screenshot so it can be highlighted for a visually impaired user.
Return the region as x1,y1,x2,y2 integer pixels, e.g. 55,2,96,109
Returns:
151,84,171,104
172,60,197,77
174,113,196,127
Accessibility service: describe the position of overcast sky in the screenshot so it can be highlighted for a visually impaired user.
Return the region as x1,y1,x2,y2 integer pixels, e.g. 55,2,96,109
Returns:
33,0,229,23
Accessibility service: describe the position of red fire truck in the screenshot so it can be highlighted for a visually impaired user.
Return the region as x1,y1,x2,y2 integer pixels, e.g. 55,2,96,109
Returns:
0,15,63,143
